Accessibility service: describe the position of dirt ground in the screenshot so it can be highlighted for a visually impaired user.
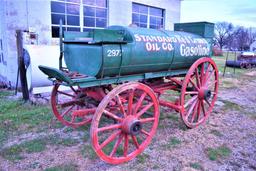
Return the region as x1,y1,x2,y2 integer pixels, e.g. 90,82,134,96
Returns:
0,71,256,171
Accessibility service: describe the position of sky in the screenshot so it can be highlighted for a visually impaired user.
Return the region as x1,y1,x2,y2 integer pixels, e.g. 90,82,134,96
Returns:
181,0,256,28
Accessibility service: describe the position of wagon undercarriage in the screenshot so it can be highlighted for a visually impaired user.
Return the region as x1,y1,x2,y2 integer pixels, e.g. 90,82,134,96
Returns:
49,57,218,164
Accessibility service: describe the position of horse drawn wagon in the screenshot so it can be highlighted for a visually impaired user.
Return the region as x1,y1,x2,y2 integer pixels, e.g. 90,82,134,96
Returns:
39,22,218,164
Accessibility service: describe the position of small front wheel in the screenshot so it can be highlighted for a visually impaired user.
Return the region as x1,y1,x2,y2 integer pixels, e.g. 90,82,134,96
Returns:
90,82,160,164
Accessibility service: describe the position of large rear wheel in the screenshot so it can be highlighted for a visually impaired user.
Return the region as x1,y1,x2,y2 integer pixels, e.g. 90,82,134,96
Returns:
90,82,160,164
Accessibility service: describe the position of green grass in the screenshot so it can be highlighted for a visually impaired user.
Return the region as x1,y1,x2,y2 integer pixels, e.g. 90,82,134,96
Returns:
22,139,47,153
162,137,182,149
178,123,188,131
159,113,179,122
221,79,238,89
206,146,231,161
81,144,97,160
0,145,24,161
152,164,160,169
0,90,13,98
190,162,203,170
44,163,78,171
0,129,7,147
137,153,150,164
210,129,223,137
212,55,249,77
0,99,52,130
0,139,47,161
221,100,242,111
169,137,181,146
0,135,80,162
0,90,53,146
45,135,80,147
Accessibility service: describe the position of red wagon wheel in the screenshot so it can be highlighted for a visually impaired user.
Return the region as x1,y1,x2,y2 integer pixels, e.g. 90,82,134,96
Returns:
51,84,94,128
90,82,160,164
180,57,219,128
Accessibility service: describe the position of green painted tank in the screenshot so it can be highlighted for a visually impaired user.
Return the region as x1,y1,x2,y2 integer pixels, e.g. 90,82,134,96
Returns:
63,23,213,78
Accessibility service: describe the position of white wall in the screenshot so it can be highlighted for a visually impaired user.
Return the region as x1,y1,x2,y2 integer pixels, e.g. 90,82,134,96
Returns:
1,0,181,87
1,0,52,87
0,0,8,85
109,0,180,30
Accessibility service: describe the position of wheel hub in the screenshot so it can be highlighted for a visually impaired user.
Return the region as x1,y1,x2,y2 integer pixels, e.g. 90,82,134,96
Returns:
198,88,211,100
204,89,211,100
122,116,142,135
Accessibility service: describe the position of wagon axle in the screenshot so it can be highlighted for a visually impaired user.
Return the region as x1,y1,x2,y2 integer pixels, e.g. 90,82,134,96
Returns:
122,116,142,135
198,88,212,100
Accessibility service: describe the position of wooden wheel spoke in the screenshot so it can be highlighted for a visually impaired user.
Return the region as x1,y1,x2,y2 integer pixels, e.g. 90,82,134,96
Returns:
184,95,198,108
128,89,135,115
205,99,212,107
103,110,123,122
99,130,121,150
186,99,198,119
205,69,214,86
71,115,76,123
197,100,201,120
189,78,199,91
70,86,78,94
59,100,78,108
134,92,147,114
61,105,74,117
97,124,122,133
203,63,211,86
139,117,155,123
141,129,150,136
190,100,199,123
200,63,205,86
201,100,206,116
136,103,153,118
116,95,127,117
124,134,129,157
57,90,75,98
195,68,201,88
131,135,140,149
185,91,198,95
110,133,124,157
207,80,217,89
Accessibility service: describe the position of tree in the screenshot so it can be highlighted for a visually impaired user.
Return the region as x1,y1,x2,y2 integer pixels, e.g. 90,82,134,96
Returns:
233,27,250,51
248,28,256,45
214,22,234,49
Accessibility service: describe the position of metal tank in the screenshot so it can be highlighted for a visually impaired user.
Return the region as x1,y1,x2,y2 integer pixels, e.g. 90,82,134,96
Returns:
63,23,213,78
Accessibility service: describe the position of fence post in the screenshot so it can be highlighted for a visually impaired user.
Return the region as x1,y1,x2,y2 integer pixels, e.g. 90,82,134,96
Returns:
16,30,29,101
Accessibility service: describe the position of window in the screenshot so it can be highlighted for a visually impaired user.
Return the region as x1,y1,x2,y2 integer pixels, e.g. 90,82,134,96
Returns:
132,3,164,29
51,0,108,37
